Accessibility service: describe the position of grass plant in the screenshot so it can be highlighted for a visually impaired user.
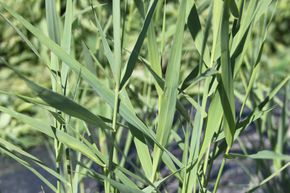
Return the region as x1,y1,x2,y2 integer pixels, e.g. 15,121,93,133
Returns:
0,0,289,192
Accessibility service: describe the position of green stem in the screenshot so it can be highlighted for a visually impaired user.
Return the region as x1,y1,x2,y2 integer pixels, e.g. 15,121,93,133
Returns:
213,147,230,193
105,0,121,192
201,145,211,187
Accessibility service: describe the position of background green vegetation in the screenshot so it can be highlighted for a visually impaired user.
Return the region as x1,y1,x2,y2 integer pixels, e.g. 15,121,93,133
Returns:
0,0,289,192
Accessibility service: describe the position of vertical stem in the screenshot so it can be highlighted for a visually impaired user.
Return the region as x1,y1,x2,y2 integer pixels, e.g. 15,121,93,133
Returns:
213,147,230,193
113,0,121,80
54,135,61,193
105,1,121,193
201,145,211,187
112,0,121,134
45,0,62,191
